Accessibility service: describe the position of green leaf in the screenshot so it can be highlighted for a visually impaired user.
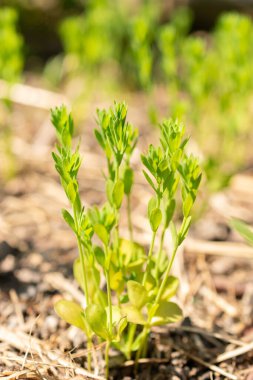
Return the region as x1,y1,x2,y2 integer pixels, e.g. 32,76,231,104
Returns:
94,246,105,266
62,209,76,232
73,259,100,299
143,170,156,192
183,192,193,217
94,223,109,245
85,304,109,340
165,199,176,228
109,305,123,326
161,276,179,301
178,216,192,244
94,129,105,150
110,269,124,291
123,167,134,195
170,221,178,248
148,197,157,220
119,239,145,267
127,280,148,309
149,207,162,232
66,181,77,204
121,305,146,325
106,180,114,206
117,316,127,337
131,330,146,351
231,219,253,246
54,299,87,331
73,258,83,288
112,180,124,209
144,273,156,292
151,301,183,326
93,289,107,308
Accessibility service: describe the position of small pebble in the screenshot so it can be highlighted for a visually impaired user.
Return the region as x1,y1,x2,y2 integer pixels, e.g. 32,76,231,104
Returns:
45,315,58,333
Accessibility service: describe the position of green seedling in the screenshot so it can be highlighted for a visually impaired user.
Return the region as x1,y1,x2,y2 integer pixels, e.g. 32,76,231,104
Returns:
0,7,23,181
159,10,253,191
51,102,201,377
0,7,23,82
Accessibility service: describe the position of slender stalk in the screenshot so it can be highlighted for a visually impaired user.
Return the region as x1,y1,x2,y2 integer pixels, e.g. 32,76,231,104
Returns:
127,194,134,243
142,230,156,286
114,212,121,267
135,326,149,368
105,271,113,335
155,245,178,305
126,323,137,359
113,164,121,267
104,245,113,335
73,207,93,371
104,244,113,379
137,244,178,368
115,165,119,181
73,205,89,304
155,226,166,280
77,238,89,303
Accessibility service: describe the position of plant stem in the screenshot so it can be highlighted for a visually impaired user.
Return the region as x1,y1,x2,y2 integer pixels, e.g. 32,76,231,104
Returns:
155,226,166,280
126,323,136,359
155,244,178,305
127,194,134,243
142,230,156,286
77,238,89,304
114,212,121,267
105,271,113,335
137,244,179,368
73,207,93,371
104,245,113,336
135,326,149,368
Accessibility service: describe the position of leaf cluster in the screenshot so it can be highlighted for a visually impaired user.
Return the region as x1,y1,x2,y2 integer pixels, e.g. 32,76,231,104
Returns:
51,102,201,376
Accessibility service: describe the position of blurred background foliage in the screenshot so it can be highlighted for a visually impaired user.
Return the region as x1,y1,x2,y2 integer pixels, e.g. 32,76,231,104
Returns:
1,0,253,191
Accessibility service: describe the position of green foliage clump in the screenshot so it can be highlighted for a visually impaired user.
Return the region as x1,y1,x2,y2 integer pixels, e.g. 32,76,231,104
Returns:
159,11,253,190
59,0,160,89
0,7,23,82
51,102,201,377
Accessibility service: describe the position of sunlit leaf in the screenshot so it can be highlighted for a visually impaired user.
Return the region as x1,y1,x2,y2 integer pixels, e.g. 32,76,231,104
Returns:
151,301,182,326
86,304,109,340
94,223,109,245
54,299,87,332
121,305,146,325
127,280,148,309
149,207,162,232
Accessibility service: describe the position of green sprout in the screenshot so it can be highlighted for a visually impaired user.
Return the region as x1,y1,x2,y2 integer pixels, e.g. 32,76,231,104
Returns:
51,102,201,378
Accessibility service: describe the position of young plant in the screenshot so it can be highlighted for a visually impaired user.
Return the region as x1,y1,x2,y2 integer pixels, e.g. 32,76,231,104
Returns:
51,102,201,377
0,7,23,82
0,7,23,181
